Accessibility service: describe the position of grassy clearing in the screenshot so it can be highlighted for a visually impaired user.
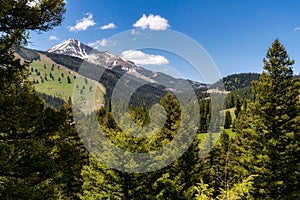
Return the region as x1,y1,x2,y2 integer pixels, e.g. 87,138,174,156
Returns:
29,58,105,112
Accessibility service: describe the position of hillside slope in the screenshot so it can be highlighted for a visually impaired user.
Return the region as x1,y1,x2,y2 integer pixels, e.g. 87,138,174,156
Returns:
28,53,105,112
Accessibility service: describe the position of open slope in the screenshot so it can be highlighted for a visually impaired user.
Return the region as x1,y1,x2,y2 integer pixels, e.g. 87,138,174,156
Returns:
28,53,105,112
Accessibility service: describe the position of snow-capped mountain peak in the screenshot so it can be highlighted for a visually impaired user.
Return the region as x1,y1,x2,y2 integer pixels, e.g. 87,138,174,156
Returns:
48,38,94,58
47,39,207,90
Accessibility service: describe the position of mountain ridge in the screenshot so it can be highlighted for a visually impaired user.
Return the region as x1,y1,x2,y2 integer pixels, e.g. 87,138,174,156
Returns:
46,38,208,91
15,45,266,107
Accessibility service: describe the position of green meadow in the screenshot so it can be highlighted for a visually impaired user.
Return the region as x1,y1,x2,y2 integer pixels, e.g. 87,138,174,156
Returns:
29,60,105,112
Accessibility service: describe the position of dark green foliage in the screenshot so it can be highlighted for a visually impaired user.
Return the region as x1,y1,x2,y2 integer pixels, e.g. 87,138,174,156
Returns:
211,73,260,91
38,92,65,109
234,39,300,199
0,81,88,199
232,118,237,132
0,1,90,198
234,98,241,117
225,87,255,109
200,130,235,198
54,99,89,199
15,46,40,61
0,0,65,34
224,110,232,129
81,93,202,199
67,75,72,83
198,99,211,133
129,83,167,107
129,105,150,126
226,93,235,108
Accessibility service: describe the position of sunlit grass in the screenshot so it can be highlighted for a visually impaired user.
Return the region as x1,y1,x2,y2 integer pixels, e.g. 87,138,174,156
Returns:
29,60,105,111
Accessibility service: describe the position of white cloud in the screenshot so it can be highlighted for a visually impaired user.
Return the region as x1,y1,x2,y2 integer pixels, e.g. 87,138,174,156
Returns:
69,13,96,32
100,22,116,30
293,26,300,31
121,50,169,65
133,14,170,30
49,35,60,41
88,39,116,48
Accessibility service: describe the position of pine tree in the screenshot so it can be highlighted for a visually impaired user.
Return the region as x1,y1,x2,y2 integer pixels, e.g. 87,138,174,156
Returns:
235,39,300,199
234,98,241,117
52,99,89,199
67,75,72,83
0,0,66,198
224,111,232,129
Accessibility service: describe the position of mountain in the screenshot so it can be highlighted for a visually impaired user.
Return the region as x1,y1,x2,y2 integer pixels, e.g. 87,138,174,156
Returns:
47,39,208,91
16,42,268,108
14,39,211,106
48,38,94,58
47,38,137,69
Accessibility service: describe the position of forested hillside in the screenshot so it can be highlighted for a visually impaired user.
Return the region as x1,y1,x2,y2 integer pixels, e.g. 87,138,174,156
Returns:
0,1,299,199
37,50,168,107
211,73,260,91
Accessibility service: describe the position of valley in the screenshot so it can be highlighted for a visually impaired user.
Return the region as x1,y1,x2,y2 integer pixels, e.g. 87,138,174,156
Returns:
1,1,299,198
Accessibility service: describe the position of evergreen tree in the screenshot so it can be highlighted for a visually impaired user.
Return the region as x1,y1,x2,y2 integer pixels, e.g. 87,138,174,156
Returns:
81,93,201,199
234,39,300,199
227,93,235,109
0,0,68,198
224,110,232,129
52,99,89,199
234,98,241,117
67,75,72,83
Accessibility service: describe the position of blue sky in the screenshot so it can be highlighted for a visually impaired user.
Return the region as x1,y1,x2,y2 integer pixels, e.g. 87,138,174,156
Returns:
28,0,300,81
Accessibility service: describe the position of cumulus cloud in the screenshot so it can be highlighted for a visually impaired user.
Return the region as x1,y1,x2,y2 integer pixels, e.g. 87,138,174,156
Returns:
88,39,116,48
133,14,170,30
49,35,60,41
293,26,300,31
69,13,96,32
100,22,116,30
121,50,169,65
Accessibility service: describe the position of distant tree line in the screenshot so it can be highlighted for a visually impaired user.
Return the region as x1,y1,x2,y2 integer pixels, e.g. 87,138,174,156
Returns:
210,72,260,91
15,46,41,61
